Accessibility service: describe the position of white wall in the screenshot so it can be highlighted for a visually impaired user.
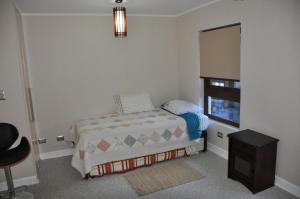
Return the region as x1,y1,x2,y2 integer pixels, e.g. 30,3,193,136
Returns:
0,0,37,184
177,0,300,187
23,16,179,153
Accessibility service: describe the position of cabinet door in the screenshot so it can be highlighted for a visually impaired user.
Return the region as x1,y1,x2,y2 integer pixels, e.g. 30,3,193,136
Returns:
229,150,255,185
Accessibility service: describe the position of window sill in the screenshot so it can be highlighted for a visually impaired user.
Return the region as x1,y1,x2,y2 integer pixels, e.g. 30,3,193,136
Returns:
208,118,240,131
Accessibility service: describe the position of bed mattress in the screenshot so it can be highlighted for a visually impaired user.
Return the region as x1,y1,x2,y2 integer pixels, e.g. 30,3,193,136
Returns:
71,109,209,177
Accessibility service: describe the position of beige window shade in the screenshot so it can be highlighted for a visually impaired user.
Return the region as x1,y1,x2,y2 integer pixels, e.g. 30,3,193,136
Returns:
200,24,241,80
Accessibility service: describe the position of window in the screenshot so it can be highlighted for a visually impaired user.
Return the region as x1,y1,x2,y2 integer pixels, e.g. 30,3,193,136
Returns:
204,78,240,127
200,23,241,127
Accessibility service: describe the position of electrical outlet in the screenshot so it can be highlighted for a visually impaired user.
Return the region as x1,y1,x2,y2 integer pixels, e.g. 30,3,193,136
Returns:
217,132,223,139
56,135,64,142
37,138,47,144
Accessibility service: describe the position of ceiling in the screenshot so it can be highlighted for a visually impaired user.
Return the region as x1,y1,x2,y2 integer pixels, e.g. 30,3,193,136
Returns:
15,0,218,16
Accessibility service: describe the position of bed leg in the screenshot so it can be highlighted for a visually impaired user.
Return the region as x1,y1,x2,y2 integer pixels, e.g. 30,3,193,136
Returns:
202,130,207,152
84,174,90,180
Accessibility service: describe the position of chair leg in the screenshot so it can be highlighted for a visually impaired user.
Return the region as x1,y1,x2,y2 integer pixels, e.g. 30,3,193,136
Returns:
3,167,34,199
4,167,15,199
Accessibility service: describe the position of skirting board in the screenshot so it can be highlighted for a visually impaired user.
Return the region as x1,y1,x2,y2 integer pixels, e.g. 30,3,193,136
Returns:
39,148,74,160
207,142,228,160
0,176,39,192
207,142,300,198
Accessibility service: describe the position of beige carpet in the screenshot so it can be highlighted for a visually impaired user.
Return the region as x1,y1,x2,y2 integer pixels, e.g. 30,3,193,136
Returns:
124,161,204,196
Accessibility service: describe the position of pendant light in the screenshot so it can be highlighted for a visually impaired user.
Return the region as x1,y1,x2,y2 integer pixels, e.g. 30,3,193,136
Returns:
113,0,127,38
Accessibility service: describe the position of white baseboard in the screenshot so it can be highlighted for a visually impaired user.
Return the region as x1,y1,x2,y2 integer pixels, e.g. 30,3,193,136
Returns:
0,176,39,192
207,142,300,198
207,142,228,160
275,176,300,198
39,148,74,160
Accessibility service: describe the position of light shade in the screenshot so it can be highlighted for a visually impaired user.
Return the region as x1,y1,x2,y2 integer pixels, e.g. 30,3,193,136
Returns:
113,7,127,38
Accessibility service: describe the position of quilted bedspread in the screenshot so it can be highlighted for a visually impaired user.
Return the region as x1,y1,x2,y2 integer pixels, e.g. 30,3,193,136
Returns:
71,109,191,176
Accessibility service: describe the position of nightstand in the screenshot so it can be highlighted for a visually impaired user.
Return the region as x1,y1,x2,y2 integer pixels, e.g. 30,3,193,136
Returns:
227,129,279,193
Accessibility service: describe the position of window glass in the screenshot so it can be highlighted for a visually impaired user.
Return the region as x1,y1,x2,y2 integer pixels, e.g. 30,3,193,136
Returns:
208,96,240,124
209,79,240,89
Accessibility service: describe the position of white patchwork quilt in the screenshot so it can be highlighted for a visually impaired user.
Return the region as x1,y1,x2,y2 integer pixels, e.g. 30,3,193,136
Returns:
71,109,204,177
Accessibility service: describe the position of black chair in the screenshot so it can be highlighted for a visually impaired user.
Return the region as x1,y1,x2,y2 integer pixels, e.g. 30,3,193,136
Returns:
0,123,34,199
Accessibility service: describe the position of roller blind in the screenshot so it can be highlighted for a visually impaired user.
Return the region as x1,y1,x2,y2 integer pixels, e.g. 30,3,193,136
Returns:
200,24,241,80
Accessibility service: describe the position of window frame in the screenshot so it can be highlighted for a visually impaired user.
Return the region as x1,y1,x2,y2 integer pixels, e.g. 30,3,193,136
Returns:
203,77,241,127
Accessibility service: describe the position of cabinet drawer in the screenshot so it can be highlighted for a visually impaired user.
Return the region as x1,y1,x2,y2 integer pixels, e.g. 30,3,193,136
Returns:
231,139,255,156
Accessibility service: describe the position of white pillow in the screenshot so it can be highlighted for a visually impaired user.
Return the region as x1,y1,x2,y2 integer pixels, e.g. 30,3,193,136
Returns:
119,92,155,114
161,100,203,115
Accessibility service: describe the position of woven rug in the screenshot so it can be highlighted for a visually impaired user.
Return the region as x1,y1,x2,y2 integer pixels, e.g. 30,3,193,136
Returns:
124,160,204,196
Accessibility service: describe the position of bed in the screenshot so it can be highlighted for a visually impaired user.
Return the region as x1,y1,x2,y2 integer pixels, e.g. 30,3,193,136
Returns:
71,108,209,178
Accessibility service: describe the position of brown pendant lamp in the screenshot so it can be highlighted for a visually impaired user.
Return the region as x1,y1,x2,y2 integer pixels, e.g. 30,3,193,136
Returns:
113,0,127,38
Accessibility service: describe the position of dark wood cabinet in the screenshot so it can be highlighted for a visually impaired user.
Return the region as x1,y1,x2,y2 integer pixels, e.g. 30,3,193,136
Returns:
228,129,279,193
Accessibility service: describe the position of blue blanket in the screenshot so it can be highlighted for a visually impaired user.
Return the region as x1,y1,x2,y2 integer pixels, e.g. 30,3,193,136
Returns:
179,112,202,141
